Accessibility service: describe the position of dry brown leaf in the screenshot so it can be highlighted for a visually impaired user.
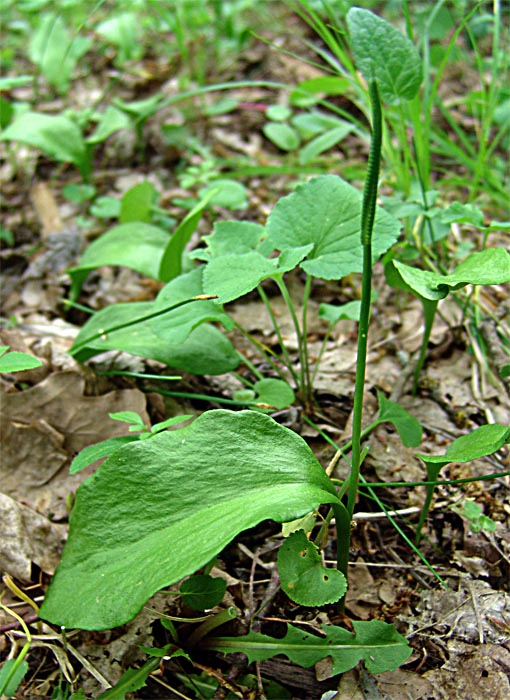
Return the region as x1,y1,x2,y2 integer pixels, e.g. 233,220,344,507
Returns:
1,370,149,516
0,492,67,579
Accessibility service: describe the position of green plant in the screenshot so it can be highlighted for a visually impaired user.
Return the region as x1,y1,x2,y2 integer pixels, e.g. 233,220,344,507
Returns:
0,346,43,373
37,7,510,690
452,498,497,534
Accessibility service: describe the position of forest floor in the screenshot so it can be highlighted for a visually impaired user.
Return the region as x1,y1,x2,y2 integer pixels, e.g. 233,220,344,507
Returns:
1,3,509,699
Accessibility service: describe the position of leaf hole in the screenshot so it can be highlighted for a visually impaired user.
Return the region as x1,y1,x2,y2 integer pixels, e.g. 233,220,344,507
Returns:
300,550,308,558
323,575,329,581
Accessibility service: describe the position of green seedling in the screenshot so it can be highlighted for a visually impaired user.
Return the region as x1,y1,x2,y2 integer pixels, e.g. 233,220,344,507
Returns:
95,11,143,66
452,499,497,534
385,247,510,392
0,346,42,373
263,101,354,163
69,411,191,475
416,423,510,543
28,12,91,93
0,111,91,180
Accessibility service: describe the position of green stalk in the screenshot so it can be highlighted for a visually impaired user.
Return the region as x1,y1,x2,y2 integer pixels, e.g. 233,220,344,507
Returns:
300,275,314,407
257,284,300,385
275,278,308,401
346,79,382,519
412,298,438,393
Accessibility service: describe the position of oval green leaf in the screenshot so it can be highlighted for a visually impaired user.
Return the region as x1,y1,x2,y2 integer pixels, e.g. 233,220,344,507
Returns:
39,410,339,629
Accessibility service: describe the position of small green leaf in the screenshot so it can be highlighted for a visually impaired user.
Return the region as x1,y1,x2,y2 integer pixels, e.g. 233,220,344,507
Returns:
263,122,301,151
376,391,422,447
298,124,353,165
39,410,339,629
207,619,411,675
158,191,217,282
109,410,146,427
180,575,227,610
70,436,138,474
89,196,121,219
278,530,347,606
386,248,510,301
200,179,248,210
347,7,422,103
0,349,43,373
151,415,193,433
252,378,295,409
68,222,169,299
319,300,362,326
418,423,510,475
0,658,29,698
266,105,293,121
500,364,510,379
120,182,157,224
0,111,89,178
86,106,131,145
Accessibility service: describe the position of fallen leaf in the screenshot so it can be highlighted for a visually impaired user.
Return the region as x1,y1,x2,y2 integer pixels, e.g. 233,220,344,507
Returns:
0,493,67,579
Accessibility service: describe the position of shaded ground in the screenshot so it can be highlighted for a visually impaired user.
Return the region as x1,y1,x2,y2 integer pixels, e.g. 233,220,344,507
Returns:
1,3,509,699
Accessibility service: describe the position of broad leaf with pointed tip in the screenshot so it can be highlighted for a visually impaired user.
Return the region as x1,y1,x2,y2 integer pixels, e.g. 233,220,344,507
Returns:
347,8,422,103
0,111,89,178
266,176,400,280
39,410,340,630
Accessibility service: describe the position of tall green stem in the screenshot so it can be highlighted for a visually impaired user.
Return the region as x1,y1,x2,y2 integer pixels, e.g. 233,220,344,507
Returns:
346,80,382,519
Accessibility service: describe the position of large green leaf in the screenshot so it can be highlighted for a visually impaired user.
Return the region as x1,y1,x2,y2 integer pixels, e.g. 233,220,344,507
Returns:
71,307,237,375
68,223,169,300
386,248,510,301
207,619,411,675
70,269,237,374
0,111,89,178
266,176,400,280
347,8,422,103
39,410,340,630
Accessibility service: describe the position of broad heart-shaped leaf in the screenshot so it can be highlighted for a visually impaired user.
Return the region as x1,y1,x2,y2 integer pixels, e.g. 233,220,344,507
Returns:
0,111,90,179
68,222,169,300
39,410,340,630
385,248,510,301
376,391,422,448
192,221,268,262
179,574,227,611
347,7,422,103
278,530,346,606
266,176,401,280
207,619,411,675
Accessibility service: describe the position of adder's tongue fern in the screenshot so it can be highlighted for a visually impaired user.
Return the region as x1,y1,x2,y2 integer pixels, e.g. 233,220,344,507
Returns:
347,78,382,520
